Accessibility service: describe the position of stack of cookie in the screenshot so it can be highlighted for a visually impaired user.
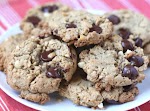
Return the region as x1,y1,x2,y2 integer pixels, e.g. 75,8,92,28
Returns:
0,2,149,109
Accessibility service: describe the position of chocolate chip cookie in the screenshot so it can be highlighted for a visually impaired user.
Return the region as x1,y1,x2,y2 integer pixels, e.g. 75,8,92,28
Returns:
105,9,150,47
6,36,77,104
59,71,139,108
143,43,150,66
43,10,113,47
0,34,27,71
78,35,148,91
20,2,71,36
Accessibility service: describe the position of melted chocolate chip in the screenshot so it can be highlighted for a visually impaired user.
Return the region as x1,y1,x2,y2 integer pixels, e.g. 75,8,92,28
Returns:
46,67,62,78
41,50,54,62
89,24,102,34
108,15,120,25
27,16,41,26
104,99,118,104
118,28,131,39
123,85,134,92
66,22,77,28
41,5,58,13
134,38,143,47
121,39,134,52
122,65,139,80
128,56,144,67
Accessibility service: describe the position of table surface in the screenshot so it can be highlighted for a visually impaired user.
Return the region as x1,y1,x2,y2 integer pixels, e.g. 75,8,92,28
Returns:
0,0,150,111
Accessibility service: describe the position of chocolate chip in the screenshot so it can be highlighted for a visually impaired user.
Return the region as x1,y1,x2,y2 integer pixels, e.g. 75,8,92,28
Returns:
128,56,144,67
122,65,139,80
123,85,134,92
41,5,58,13
27,16,41,26
89,24,102,34
108,15,120,25
66,22,77,28
46,67,62,78
54,29,58,34
40,50,54,62
104,99,118,104
118,28,131,39
134,38,143,47
121,39,134,52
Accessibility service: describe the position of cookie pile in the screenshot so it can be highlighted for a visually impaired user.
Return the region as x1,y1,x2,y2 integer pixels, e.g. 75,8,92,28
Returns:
0,2,149,109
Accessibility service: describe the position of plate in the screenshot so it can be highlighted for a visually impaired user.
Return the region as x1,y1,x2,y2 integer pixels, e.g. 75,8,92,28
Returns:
0,10,150,111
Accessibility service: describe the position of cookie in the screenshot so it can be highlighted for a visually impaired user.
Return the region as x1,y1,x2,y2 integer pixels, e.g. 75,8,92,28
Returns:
42,10,113,47
20,2,71,36
0,34,27,71
105,9,150,46
6,36,77,104
143,43,150,66
78,35,148,91
20,90,50,104
59,71,139,108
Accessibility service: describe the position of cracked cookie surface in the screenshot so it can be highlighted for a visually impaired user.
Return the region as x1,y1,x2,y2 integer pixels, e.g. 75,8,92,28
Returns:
6,36,77,104
20,2,71,36
43,10,113,47
105,10,150,46
78,35,148,91
59,72,139,107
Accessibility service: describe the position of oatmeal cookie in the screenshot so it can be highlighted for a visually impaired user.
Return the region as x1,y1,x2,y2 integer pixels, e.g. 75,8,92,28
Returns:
20,2,71,36
43,10,113,47
7,35,77,104
105,9,150,46
59,71,139,107
78,35,148,91
0,34,27,71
